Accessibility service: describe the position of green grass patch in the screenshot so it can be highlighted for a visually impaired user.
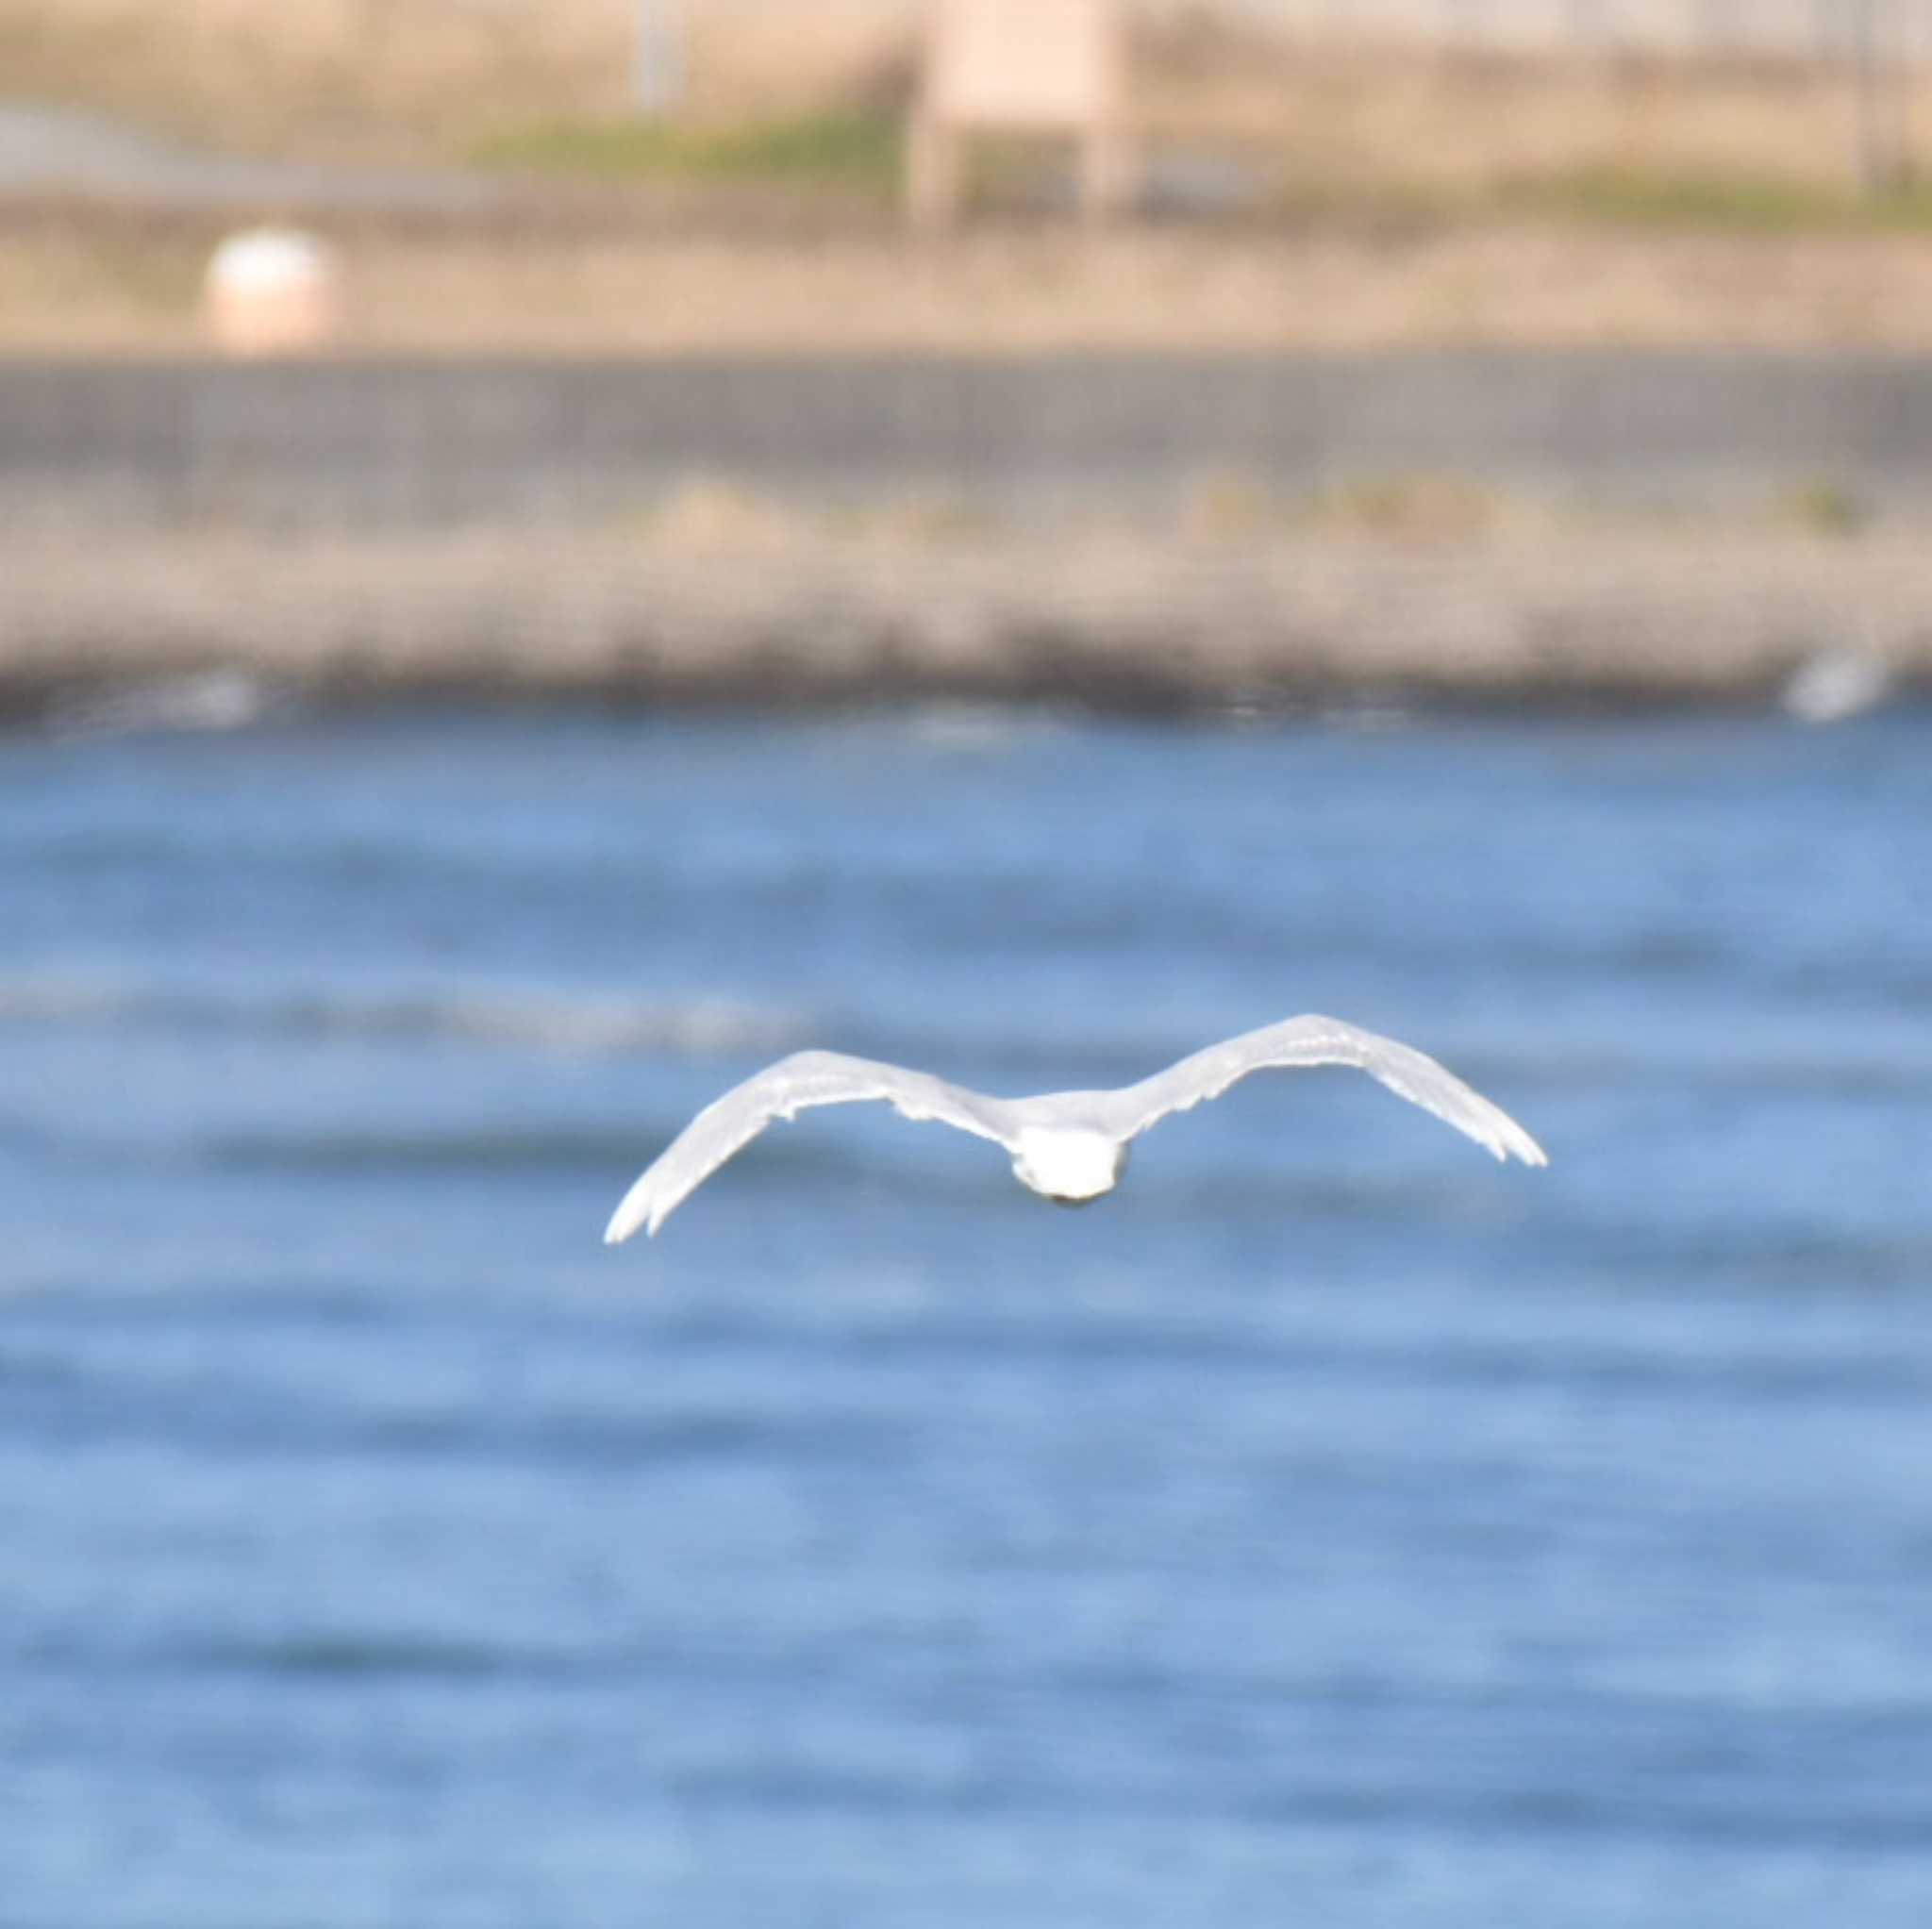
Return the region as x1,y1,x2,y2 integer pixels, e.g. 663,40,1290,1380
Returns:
468,109,902,192
1510,165,1932,232
1297,471,1500,538
1773,477,1870,536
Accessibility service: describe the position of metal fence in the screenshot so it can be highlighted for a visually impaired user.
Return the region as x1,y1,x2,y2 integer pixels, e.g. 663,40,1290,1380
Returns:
1214,0,1932,62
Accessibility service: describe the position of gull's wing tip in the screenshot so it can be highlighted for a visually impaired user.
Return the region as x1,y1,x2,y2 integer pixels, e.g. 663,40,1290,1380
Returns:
603,1189,656,1245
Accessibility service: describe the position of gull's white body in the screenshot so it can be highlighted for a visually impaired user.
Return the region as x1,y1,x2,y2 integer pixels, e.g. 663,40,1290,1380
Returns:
1010,1125,1129,1204
605,1012,1545,1242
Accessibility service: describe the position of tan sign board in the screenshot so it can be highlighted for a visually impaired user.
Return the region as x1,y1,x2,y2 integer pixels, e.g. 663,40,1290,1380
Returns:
925,0,1123,128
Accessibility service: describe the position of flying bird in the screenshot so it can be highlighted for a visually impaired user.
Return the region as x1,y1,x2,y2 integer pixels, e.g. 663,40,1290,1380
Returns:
605,1013,1545,1242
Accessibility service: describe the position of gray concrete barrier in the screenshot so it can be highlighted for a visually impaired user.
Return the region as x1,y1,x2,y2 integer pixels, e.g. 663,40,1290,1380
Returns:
3,351,1931,530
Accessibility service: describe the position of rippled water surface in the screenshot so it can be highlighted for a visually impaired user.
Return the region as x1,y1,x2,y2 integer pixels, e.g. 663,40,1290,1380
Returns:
3,706,1930,1928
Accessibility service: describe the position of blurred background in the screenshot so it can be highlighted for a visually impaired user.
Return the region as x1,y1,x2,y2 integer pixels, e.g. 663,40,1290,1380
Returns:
3,4,1932,1927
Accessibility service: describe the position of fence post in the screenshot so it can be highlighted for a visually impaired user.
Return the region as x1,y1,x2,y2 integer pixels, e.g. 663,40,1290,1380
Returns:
633,0,683,116
1850,0,1909,191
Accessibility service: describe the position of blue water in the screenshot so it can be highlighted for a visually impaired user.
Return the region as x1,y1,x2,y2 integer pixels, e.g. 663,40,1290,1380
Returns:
4,705,1931,1928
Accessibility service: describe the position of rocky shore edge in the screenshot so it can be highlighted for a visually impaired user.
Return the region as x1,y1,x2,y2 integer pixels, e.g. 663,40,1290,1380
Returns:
4,524,1926,725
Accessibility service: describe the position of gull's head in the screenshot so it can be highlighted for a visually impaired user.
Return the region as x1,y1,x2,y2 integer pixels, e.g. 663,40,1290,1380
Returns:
1010,1127,1128,1206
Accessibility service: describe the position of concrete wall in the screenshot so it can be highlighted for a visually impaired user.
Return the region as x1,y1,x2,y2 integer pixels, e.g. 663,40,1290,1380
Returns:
4,351,1931,529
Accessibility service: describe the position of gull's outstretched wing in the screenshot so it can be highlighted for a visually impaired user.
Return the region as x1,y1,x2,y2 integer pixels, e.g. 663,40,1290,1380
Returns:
1097,1014,1547,1166
606,1050,1020,1242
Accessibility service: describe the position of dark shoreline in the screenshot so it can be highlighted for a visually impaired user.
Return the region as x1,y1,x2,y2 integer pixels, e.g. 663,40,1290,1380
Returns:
4,523,1926,726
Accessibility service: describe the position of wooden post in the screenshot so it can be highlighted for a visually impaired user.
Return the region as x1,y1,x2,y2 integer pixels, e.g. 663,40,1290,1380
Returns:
1083,111,1136,224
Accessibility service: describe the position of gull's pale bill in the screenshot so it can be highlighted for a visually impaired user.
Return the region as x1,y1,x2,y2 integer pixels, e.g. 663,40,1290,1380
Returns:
606,1013,1546,1242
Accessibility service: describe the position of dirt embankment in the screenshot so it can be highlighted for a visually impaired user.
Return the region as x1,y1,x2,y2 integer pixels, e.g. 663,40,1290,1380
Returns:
4,521,1925,722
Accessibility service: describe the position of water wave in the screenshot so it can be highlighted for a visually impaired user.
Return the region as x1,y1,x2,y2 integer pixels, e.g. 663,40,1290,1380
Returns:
177,1633,575,1682
16,1630,597,1683
45,669,281,740
287,986,804,1058
7,957,1927,1099
0,971,803,1059
203,1124,656,1173
0,975,147,1025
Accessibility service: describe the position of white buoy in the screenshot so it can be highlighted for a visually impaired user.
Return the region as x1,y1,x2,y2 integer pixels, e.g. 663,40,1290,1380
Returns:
203,226,339,357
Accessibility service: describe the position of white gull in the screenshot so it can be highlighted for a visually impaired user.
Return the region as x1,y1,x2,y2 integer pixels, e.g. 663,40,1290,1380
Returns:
606,1013,1545,1242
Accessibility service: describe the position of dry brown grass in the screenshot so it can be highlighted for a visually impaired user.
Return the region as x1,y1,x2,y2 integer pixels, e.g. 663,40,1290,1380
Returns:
4,0,1926,192
7,211,1932,356
1136,20,1932,195
0,0,622,159
312,223,1932,354
0,0,910,158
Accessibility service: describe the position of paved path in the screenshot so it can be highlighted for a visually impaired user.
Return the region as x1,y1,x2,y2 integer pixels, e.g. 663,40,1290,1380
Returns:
0,100,515,215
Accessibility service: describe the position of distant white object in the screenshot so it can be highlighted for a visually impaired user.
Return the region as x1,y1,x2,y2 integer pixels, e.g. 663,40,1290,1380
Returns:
606,1012,1546,1241
909,0,1133,226
204,226,339,357
1783,646,1891,724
